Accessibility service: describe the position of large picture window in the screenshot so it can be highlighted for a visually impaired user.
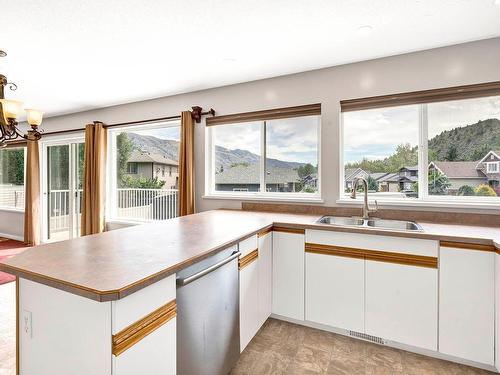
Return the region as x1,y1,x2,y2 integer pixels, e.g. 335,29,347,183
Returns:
0,147,26,210
341,83,500,205
107,121,181,222
206,105,321,199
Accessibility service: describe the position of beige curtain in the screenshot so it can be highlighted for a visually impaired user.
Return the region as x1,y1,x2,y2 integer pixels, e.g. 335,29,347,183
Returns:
81,122,107,235
24,132,40,245
178,111,195,216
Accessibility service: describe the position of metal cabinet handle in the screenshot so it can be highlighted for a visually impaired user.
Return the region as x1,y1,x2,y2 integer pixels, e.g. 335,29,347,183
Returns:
176,251,241,287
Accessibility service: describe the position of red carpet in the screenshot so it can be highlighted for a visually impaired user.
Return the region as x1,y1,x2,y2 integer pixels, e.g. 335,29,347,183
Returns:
0,238,29,285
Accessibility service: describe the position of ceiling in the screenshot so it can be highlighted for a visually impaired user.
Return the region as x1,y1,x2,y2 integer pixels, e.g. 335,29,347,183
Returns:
2,0,500,117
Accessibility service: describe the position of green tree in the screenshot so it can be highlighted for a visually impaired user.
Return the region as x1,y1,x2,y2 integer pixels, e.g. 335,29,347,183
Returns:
1,149,25,185
428,170,451,195
457,185,475,196
445,145,458,161
345,143,417,173
475,184,497,197
116,133,134,187
297,163,315,179
367,175,378,192
121,176,166,189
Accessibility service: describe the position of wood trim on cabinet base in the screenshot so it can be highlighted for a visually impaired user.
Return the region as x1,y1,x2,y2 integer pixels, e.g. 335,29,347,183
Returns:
239,249,259,270
273,226,305,235
305,243,438,269
440,241,496,252
112,299,176,356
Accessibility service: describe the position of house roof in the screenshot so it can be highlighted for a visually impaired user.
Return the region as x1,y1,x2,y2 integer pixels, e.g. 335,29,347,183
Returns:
399,165,418,172
215,164,299,185
127,150,178,166
430,161,486,179
476,150,500,167
345,168,368,181
369,172,390,181
377,173,399,183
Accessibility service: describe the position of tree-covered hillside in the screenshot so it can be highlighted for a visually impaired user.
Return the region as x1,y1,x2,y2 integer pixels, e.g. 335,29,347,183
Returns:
428,118,500,161
346,118,500,172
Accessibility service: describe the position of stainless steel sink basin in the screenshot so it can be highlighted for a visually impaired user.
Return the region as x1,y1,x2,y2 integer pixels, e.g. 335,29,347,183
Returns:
317,216,423,232
366,218,423,231
317,216,365,226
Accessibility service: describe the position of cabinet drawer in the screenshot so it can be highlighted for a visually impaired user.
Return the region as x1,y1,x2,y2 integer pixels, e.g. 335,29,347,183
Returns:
113,317,176,375
306,230,438,257
112,275,176,334
239,235,258,257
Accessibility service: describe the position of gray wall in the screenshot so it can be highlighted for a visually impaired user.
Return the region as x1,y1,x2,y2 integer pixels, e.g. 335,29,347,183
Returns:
2,38,500,239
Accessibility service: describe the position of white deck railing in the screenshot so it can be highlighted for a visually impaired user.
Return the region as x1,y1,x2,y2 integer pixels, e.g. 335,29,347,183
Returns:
116,188,178,222
0,185,25,209
38,187,180,235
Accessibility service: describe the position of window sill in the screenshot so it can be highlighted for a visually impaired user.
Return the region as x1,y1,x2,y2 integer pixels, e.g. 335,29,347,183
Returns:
203,194,324,204
0,207,25,214
336,198,500,211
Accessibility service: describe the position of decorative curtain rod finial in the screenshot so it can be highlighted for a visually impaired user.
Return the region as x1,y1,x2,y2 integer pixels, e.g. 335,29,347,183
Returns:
191,106,215,123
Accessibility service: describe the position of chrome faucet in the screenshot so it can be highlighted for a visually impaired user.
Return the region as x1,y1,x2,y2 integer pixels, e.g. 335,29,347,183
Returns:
350,177,378,220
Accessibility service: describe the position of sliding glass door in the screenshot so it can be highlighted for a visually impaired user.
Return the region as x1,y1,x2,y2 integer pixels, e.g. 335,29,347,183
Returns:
42,137,84,242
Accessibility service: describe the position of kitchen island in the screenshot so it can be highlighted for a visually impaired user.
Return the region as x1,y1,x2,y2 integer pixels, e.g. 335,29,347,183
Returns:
1,209,500,374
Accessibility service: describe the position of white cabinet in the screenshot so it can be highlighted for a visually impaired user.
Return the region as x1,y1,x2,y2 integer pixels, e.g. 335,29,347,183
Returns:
305,251,364,332
114,319,176,375
439,246,495,365
258,231,273,327
365,261,438,350
272,230,305,320
239,236,261,351
496,252,500,372
112,275,177,375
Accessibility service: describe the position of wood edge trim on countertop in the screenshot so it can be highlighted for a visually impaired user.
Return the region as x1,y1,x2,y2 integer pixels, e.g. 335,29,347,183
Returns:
112,299,176,356
257,227,273,237
239,249,259,270
305,243,438,268
16,277,19,375
273,226,305,235
440,240,496,252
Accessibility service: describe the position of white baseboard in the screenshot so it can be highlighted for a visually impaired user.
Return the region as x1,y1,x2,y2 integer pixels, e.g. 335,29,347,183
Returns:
270,314,498,373
0,232,24,242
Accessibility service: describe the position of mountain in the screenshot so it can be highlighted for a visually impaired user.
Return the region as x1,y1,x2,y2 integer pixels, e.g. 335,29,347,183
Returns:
126,132,306,169
428,118,500,161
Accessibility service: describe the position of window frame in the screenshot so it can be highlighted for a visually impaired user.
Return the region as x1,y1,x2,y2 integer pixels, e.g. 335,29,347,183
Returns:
204,112,322,202
106,120,181,223
486,162,499,174
338,84,500,209
0,146,27,212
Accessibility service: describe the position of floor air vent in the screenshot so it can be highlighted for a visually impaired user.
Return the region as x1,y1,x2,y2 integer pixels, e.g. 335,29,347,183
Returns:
348,331,385,344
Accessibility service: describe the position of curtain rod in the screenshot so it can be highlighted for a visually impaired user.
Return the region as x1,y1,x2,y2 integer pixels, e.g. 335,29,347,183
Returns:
17,107,216,138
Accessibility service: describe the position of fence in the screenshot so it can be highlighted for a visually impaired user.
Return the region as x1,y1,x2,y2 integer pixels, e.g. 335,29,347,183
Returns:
116,188,178,222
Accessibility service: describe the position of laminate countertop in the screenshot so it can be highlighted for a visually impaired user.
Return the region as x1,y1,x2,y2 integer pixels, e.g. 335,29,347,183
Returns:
1,209,499,302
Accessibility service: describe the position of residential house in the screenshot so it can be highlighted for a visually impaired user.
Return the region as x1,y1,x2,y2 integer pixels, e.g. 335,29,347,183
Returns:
215,164,301,192
428,150,500,194
344,168,369,191
125,150,179,189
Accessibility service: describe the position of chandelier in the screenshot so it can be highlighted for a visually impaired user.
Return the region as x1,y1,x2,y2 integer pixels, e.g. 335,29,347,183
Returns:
0,50,44,146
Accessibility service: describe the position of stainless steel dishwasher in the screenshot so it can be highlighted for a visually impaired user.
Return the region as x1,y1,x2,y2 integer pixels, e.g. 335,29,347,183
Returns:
176,246,241,375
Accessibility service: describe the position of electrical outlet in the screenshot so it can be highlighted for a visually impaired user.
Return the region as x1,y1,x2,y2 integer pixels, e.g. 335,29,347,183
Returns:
22,310,32,338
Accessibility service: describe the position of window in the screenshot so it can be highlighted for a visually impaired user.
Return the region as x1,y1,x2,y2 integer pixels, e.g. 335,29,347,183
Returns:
206,104,321,199
0,147,26,209
487,162,499,173
126,162,138,174
108,121,181,222
341,83,500,204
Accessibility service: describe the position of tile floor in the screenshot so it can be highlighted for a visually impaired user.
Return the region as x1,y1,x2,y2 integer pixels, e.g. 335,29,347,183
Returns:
231,318,495,375
0,281,15,375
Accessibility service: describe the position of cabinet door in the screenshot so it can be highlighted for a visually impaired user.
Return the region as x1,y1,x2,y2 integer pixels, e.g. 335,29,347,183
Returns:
305,252,364,332
365,260,438,350
258,232,273,327
240,257,260,351
114,318,176,375
439,247,494,365
272,231,305,320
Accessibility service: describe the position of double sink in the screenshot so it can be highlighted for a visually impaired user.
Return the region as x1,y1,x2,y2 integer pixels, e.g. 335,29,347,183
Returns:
317,216,423,232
